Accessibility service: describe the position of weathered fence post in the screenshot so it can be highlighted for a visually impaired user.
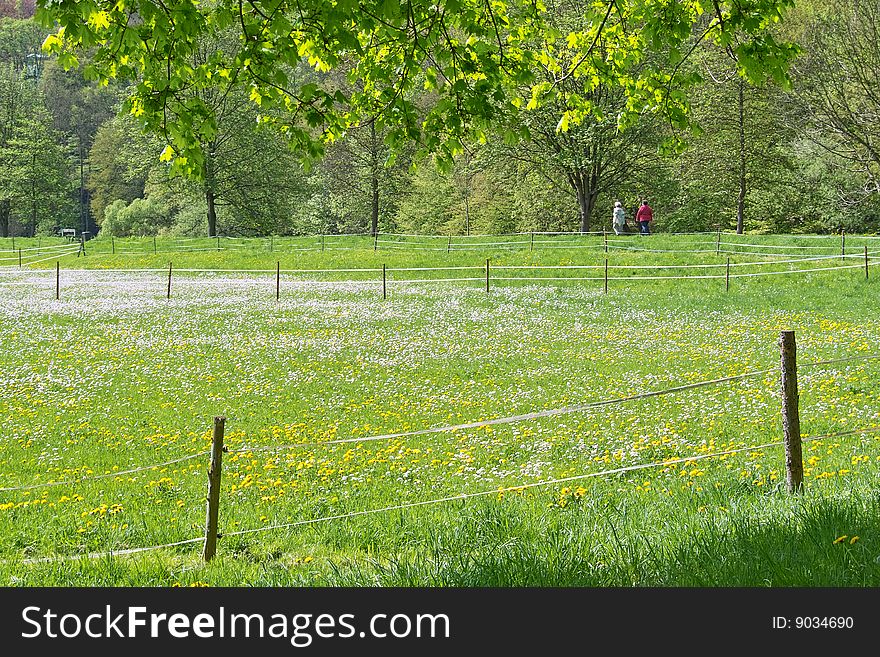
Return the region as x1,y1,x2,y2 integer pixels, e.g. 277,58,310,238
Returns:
447,235,451,254
726,257,730,292
18,248,21,268
716,228,721,256
780,331,804,493
841,229,845,261
530,231,534,252
203,416,226,562
216,235,221,251
55,261,59,300
276,261,280,301
374,232,378,251
486,258,490,294
865,245,869,280
604,257,608,294
382,263,387,300
166,262,172,299
603,228,608,253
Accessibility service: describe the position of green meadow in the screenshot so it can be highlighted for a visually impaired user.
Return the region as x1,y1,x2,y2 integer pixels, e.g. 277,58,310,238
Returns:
0,233,878,586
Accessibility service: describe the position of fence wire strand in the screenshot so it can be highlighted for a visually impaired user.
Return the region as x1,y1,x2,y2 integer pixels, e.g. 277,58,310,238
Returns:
16,425,879,564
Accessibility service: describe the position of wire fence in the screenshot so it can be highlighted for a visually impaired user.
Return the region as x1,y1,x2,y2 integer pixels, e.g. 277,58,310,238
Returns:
3,350,879,565
5,230,880,261
14,425,880,565
6,254,874,291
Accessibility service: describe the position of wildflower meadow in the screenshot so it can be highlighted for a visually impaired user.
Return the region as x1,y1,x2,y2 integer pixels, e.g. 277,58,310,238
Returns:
1,233,878,586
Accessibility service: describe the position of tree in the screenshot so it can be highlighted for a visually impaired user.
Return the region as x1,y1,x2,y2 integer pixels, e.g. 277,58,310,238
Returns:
666,42,798,233
36,1,799,179
0,16,45,73
789,0,880,201
87,115,153,226
318,119,413,236
0,62,71,236
39,58,118,234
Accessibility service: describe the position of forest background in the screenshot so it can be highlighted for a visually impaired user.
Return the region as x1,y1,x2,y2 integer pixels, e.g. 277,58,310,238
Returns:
0,0,877,240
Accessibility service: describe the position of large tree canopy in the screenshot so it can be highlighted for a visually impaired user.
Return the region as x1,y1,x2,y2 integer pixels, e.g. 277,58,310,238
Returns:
35,1,797,176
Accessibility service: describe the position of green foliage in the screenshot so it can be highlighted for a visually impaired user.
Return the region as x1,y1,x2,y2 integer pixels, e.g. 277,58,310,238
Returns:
0,62,73,235
100,196,172,236
88,116,154,225
35,1,799,176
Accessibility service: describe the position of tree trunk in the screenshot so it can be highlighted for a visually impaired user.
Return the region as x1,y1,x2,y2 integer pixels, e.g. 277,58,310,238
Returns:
206,188,217,237
30,153,37,237
736,77,746,235
574,177,596,233
79,142,87,236
204,154,217,237
369,120,379,237
0,199,9,238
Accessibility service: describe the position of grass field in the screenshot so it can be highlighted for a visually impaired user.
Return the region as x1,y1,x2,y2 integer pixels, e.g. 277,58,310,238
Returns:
1,233,879,586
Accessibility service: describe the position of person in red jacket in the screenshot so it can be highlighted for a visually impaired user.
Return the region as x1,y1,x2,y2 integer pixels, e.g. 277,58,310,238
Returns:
635,200,653,235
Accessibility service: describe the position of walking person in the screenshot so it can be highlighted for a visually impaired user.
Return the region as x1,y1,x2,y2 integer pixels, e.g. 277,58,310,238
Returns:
612,201,626,236
636,199,653,235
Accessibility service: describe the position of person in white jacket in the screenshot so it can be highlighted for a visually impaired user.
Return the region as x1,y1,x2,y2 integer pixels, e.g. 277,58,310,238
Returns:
612,201,626,235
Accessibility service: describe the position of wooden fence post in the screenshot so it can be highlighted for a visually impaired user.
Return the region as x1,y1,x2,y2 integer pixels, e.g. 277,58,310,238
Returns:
18,248,21,268
716,228,721,256
604,257,608,294
866,245,869,280
530,231,534,252
382,263,387,300
374,232,378,251
726,257,730,292
203,416,226,562
276,261,280,301
603,228,607,253
841,229,845,261
447,235,451,254
166,262,172,299
55,261,59,300
780,331,804,493
486,258,490,294
216,235,221,251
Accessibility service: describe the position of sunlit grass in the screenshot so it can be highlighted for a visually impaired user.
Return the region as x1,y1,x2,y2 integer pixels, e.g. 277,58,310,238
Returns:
0,235,878,586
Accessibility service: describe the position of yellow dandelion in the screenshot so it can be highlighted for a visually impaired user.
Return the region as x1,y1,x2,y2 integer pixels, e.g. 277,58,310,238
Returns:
833,535,848,544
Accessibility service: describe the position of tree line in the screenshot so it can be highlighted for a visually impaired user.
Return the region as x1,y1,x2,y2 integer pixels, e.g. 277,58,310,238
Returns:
0,0,877,239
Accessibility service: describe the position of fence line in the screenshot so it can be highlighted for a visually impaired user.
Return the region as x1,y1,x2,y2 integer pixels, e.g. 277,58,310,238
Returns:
5,248,81,268
220,428,880,541
231,367,782,455
11,252,873,277
490,261,876,282
3,352,876,494
2,242,76,253
229,353,880,457
16,425,879,564
0,451,210,493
